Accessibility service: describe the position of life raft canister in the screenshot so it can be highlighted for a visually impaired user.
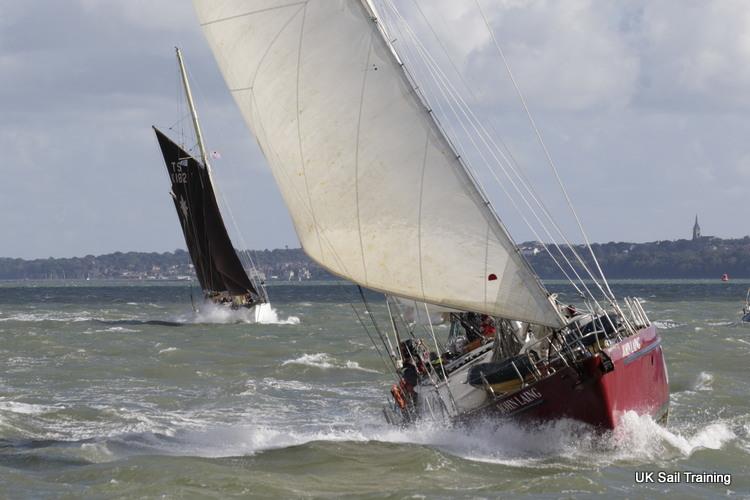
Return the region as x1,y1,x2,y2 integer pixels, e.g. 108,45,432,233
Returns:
391,384,407,409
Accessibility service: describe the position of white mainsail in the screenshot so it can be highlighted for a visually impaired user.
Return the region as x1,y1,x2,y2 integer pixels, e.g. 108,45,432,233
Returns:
193,0,563,327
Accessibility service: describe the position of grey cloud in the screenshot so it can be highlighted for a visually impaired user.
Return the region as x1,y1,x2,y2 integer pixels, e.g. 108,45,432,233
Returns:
1,0,747,259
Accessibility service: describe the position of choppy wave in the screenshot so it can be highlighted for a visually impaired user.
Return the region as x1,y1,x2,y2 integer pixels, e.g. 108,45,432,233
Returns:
59,411,737,468
707,321,734,327
0,311,100,323
281,353,379,373
694,371,714,391
652,320,680,329
0,400,60,415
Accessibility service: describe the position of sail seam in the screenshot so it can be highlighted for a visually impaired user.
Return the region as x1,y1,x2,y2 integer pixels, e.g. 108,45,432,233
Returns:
354,32,375,286
417,132,429,301
244,70,359,284
294,5,324,259
484,222,490,311
200,2,307,27
249,4,306,92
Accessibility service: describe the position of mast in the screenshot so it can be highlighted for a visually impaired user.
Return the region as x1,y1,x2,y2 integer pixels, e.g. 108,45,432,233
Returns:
176,47,211,171
173,47,267,303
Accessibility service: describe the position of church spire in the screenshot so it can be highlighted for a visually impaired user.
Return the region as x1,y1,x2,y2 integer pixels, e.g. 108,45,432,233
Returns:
692,215,701,240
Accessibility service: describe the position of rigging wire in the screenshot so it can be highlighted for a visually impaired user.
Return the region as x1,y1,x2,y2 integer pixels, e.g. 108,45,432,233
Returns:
378,0,618,314
404,0,599,301
473,0,616,301
383,7,591,302
357,286,400,374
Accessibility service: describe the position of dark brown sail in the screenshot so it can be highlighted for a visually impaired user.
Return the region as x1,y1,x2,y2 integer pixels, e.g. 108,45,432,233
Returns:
153,126,262,304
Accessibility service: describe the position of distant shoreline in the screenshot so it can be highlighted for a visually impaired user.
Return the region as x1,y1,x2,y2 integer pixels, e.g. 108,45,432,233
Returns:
2,236,749,280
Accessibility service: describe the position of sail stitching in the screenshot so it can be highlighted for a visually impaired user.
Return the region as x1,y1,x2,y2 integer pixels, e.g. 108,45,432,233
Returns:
200,2,307,27
354,32,375,286
228,4,307,94
248,65,356,281
416,131,429,302
484,222,490,311
294,4,324,260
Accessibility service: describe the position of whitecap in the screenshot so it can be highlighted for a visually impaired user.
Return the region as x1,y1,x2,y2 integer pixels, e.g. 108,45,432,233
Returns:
653,320,679,329
344,361,380,373
0,400,58,415
281,353,378,373
96,326,139,333
694,371,713,391
182,302,300,325
282,353,335,369
261,377,314,392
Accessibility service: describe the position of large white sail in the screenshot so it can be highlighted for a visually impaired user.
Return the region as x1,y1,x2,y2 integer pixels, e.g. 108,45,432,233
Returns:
193,0,563,327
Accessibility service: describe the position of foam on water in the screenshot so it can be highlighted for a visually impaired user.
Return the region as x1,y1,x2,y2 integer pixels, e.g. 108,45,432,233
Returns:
255,302,301,325
185,302,300,325
0,400,59,415
0,311,99,323
652,320,680,329
694,371,714,391
281,353,379,373
92,410,738,468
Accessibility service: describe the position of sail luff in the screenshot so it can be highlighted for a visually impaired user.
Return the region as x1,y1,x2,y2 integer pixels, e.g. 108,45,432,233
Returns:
193,0,564,327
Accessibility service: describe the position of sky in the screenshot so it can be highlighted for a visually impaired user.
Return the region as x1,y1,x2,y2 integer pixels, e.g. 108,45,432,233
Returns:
2,0,749,259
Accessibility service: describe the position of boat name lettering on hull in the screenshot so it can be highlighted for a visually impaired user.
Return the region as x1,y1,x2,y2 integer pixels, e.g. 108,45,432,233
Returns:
496,387,542,416
621,337,643,358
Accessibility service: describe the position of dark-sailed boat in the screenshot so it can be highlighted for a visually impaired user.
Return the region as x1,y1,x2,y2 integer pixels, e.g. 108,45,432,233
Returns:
154,48,267,312
742,289,750,323
193,0,669,430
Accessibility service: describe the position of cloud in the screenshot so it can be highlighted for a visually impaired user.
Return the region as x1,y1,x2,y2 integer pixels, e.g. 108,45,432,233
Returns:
375,0,749,244
0,0,295,258
1,0,748,258
632,0,750,111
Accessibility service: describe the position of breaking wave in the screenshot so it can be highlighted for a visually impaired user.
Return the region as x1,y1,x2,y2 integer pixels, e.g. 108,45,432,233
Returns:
67,411,738,467
186,302,300,325
281,353,379,373
694,371,714,391
652,320,680,329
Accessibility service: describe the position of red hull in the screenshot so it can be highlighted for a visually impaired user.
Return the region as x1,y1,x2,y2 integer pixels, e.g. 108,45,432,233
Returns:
473,326,669,429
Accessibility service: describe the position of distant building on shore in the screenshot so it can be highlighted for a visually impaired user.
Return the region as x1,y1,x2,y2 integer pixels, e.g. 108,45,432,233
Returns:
693,215,702,241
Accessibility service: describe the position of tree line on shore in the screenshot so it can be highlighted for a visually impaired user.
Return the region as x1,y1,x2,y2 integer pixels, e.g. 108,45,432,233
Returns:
1,237,749,280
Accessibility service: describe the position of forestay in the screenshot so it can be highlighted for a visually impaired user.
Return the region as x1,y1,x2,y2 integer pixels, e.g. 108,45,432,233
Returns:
193,0,563,327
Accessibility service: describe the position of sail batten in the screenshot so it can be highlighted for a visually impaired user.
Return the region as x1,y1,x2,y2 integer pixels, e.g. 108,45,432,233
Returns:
194,0,563,327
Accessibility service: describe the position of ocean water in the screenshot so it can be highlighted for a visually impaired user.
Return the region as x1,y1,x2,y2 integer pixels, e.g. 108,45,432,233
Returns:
0,280,748,499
